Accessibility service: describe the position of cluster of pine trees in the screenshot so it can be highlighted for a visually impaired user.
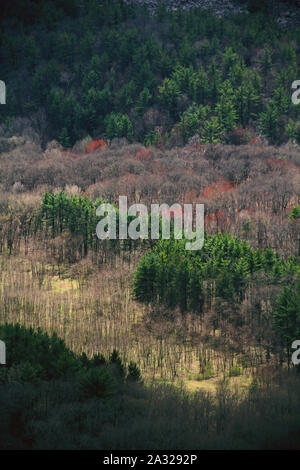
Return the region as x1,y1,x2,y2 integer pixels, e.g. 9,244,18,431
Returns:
133,233,300,365
36,191,183,259
0,322,141,391
133,233,299,310
37,192,105,255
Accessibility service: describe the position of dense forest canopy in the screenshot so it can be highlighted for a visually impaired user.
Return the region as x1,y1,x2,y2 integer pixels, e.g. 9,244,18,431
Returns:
1,0,300,147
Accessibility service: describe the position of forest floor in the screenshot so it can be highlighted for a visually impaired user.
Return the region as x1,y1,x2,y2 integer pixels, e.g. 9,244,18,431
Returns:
0,243,266,395
184,373,252,392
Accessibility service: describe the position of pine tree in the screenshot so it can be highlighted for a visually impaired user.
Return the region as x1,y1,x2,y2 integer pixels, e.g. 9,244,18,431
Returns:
201,116,224,143
178,103,210,141
158,78,181,117
271,86,290,116
127,361,142,383
215,96,237,131
221,47,239,77
208,59,221,102
259,104,278,143
58,127,71,148
261,45,272,77
289,206,300,220
105,113,133,140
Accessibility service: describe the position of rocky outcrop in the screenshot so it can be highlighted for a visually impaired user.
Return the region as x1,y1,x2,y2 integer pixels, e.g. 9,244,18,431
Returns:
125,0,246,16
124,0,300,26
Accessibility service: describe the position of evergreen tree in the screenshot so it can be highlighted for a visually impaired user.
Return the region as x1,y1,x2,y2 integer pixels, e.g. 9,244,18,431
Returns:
261,45,272,77
127,361,142,383
289,206,300,220
271,86,290,116
215,96,237,131
158,78,181,117
259,104,279,143
58,127,71,148
136,87,152,115
178,103,210,140
201,116,224,143
105,113,133,140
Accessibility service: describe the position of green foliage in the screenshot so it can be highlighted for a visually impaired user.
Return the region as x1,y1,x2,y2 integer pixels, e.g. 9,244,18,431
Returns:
127,361,142,383
286,121,300,143
196,362,214,380
7,361,43,384
228,365,242,377
37,192,183,259
109,349,126,380
261,45,273,75
259,104,279,143
3,364,300,450
271,86,290,115
105,113,133,140
234,81,261,126
79,367,117,399
144,130,160,146
158,78,181,117
136,88,152,115
178,103,210,141
0,1,298,145
289,206,300,220
201,116,224,143
0,323,137,390
58,127,71,148
37,192,104,256
215,96,237,131
133,233,294,312
0,323,80,380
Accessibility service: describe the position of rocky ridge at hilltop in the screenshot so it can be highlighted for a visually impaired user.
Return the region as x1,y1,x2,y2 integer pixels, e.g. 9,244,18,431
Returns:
124,0,300,26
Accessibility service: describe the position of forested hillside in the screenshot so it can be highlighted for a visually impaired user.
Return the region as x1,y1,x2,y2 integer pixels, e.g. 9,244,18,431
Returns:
1,0,300,147
0,0,300,451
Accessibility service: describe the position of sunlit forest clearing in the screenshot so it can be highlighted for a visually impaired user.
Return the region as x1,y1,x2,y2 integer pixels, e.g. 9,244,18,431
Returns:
0,139,299,396
0,247,258,394
0,234,294,405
